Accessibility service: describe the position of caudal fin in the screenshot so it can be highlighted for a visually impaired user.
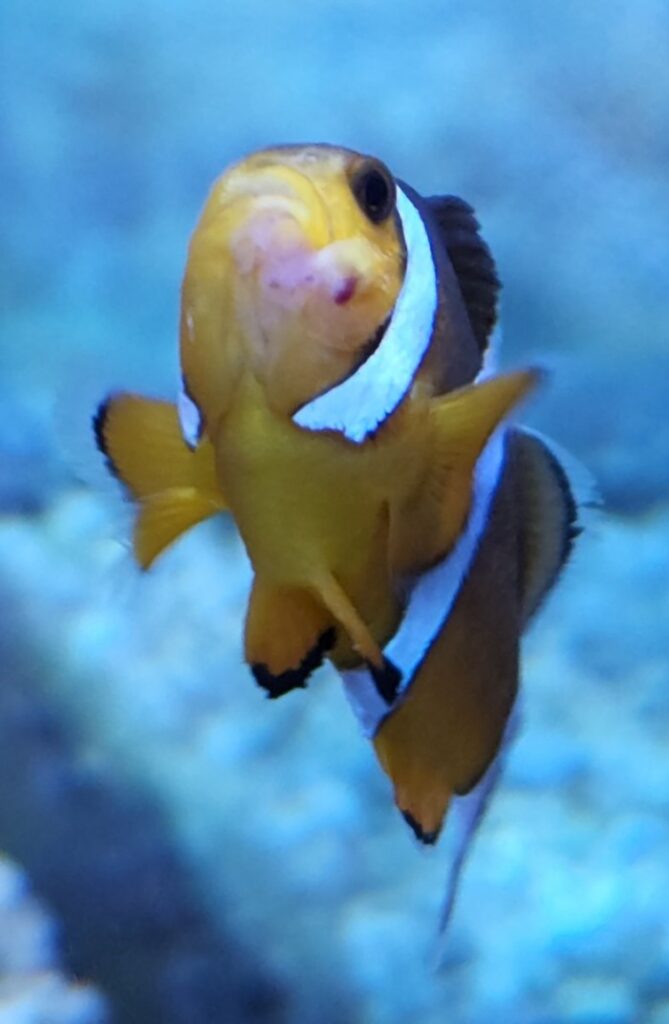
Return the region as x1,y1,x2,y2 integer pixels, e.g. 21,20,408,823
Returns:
93,393,226,568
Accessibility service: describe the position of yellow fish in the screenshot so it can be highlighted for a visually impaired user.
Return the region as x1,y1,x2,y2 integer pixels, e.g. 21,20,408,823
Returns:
93,144,581,924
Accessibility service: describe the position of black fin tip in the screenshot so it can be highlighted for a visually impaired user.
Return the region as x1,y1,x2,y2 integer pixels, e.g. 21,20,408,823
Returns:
369,657,402,705
92,399,110,457
402,810,439,845
92,397,122,482
252,627,336,699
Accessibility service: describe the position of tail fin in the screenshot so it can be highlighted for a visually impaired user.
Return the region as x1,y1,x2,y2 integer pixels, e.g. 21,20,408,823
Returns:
93,393,226,568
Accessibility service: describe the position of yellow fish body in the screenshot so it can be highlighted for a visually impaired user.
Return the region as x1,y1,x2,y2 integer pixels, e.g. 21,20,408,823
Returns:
94,145,580,923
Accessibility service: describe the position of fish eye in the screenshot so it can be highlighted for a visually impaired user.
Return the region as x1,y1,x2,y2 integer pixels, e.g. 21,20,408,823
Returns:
350,161,396,224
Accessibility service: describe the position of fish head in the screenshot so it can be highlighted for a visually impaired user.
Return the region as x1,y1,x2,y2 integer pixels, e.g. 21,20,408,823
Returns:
181,145,405,417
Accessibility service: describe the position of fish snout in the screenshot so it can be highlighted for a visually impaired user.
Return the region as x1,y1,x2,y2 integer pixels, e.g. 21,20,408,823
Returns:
221,163,328,264
219,166,376,309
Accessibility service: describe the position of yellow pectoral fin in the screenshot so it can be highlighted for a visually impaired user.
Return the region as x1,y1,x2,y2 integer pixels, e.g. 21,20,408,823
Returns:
94,392,222,501
313,574,402,703
313,574,387,669
94,392,226,568
431,368,541,466
390,368,540,574
134,488,224,570
245,580,336,698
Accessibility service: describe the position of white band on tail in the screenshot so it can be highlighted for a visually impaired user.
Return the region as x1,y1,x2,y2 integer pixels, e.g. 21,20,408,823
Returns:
293,186,438,443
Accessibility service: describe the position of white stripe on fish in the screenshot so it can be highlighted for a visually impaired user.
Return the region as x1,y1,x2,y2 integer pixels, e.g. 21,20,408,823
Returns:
293,186,438,443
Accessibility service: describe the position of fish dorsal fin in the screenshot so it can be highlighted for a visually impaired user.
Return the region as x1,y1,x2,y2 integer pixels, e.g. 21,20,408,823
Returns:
512,428,581,622
427,195,500,353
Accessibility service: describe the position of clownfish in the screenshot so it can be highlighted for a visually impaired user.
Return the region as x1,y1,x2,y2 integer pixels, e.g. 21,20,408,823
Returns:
93,144,581,928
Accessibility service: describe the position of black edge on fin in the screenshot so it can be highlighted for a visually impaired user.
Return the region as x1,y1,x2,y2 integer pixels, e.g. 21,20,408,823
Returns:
426,195,500,354
402,810,439,846
514,429,582,622
252,627,336,699
92,396,121,483
369,657,402,705
92,398,110,456
547,445,581,562
529,438,580,578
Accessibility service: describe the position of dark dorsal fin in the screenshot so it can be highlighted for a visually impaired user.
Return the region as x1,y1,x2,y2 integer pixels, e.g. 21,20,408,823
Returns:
427,195,501,353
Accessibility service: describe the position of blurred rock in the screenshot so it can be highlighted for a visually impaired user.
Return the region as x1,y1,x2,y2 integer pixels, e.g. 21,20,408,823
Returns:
0,575,293,1024
0,855,108,1024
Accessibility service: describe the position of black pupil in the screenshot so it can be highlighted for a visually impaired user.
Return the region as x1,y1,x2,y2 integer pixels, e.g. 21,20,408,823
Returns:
363,171,389,216
353,164,393,223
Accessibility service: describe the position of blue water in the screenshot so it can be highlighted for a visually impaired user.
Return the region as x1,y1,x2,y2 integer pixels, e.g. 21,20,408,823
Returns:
2,2,668,1021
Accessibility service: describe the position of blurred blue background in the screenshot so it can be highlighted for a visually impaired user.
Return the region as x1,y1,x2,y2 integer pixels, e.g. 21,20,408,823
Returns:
1,2,668,1021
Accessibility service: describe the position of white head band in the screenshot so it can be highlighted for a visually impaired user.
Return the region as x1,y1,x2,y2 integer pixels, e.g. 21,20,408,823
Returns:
292,186,438,443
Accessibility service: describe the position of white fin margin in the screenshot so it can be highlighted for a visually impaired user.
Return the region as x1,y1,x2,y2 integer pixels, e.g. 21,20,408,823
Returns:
520,425,601,515
292,186,438,443
433,697,522,955
177,385,202,450
478,324,501,381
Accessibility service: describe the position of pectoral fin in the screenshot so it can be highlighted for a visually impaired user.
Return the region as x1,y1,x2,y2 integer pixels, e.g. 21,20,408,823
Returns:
246,580,336,698
133,488,224,570
313,574,404,705
93,393,226,568
390,368,540,574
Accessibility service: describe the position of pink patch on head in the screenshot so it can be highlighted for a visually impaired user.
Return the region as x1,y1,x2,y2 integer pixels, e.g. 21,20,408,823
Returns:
333,276,358,305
